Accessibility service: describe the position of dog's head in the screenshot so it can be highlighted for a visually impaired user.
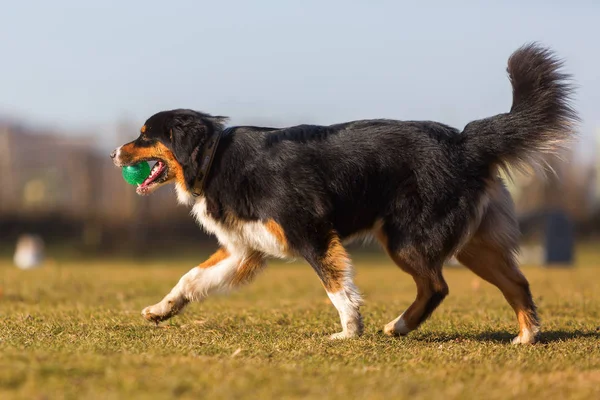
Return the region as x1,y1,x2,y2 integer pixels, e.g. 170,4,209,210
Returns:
111,109,227,195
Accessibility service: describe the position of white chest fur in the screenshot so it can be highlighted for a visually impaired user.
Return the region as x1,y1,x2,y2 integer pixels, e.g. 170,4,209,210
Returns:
189,197,288,259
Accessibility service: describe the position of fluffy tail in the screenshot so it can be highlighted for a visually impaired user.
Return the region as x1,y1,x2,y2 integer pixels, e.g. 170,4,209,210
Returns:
462,43,578,174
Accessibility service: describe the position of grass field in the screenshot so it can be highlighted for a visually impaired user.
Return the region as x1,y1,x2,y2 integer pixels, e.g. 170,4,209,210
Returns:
1,248,600,400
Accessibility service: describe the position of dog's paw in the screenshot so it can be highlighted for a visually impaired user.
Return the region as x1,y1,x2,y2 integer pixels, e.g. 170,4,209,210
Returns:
329,331,358,340
383,317,411,336
511,328,539,345
141,297,187,325
141,305,168,325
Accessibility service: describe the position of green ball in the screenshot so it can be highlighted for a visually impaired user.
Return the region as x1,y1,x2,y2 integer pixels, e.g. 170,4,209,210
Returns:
122,162,151,185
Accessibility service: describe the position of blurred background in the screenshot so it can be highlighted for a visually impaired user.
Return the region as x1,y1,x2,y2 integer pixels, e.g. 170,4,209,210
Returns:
0,0,599,262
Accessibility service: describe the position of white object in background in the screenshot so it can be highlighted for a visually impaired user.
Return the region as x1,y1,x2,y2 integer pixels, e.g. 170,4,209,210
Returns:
13,234,45,270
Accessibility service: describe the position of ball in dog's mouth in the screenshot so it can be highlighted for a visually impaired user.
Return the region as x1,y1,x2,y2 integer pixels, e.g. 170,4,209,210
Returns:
136,160,168,195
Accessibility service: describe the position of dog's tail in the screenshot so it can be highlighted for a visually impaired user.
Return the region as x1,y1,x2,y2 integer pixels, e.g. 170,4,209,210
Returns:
462,43,578,174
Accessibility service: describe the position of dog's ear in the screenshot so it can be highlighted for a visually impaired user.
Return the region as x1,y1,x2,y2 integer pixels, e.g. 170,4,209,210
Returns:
168,112,228,190
168,114,209,190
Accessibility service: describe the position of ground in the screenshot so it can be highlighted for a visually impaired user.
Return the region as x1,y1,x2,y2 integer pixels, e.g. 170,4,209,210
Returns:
1,247,599,400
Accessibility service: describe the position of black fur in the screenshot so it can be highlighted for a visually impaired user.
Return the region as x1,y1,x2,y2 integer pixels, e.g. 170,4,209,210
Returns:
141,44,577,268
463,43,578,173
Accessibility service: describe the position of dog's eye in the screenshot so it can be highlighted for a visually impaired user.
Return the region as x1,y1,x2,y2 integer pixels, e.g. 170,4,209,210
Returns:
137,135,152,145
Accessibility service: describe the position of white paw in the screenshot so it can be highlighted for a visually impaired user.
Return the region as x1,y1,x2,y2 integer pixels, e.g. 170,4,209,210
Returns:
141,304,169,324
383,315,411,336
141,296,187,324
511,328,539,345
329,331,357,340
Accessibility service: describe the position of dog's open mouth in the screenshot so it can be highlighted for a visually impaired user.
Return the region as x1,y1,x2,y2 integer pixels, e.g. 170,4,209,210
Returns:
136,160,169,195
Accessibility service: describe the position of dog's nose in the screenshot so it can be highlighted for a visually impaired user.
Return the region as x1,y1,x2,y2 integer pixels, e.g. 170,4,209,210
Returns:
110,150,116,159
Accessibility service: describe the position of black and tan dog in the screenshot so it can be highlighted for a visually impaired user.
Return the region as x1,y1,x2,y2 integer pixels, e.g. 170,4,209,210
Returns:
111,44,576,343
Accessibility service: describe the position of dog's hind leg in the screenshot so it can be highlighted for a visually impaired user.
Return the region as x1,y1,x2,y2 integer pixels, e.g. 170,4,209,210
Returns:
301,231,363,339
376,227,449,336
384,252,448,336
456,194,540,344
141,248,265,324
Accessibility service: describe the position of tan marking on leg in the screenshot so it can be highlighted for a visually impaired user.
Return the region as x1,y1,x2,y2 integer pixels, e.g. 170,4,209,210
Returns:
231,252,266,286
197,248,229,269
457,239,539,344
264,219,288,252
375,228,448,335
382,264,448,335
314,232,363,338
320,234,350,292
456,180,539,344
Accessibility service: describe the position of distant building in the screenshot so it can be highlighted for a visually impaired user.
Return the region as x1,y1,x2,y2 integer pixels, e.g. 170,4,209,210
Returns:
0,121,99,218
0,119,190,229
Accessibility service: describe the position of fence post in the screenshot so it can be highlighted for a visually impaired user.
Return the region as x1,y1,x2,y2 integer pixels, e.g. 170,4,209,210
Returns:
544,210,574,266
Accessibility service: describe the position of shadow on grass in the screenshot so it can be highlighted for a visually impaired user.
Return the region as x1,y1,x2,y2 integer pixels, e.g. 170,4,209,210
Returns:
476,329,600,344
408,329,600,344
536,329,600,343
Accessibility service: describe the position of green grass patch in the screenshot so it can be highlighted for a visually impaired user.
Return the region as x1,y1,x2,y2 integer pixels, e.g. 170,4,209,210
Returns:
1,251,599,399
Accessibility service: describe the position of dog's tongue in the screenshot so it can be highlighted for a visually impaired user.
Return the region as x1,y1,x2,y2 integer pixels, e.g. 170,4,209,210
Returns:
139,161,166,188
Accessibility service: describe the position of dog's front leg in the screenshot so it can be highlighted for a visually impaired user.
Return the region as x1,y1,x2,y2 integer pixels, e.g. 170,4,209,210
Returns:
141,249,265,324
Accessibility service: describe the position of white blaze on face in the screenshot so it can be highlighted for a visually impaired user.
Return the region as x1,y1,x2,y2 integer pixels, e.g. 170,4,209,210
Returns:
111,146,123,166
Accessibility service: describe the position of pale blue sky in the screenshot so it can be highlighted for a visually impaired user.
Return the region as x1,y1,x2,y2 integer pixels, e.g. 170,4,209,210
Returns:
1,1,598,153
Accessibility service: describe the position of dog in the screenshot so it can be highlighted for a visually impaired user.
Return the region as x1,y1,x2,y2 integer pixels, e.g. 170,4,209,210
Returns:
111,44,576,344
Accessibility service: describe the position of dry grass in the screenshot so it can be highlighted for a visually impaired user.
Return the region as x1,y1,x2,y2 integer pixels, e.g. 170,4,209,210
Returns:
1,247,600,399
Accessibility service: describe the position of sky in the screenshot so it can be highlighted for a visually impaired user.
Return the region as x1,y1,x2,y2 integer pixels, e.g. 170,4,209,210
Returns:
0,0,598,155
